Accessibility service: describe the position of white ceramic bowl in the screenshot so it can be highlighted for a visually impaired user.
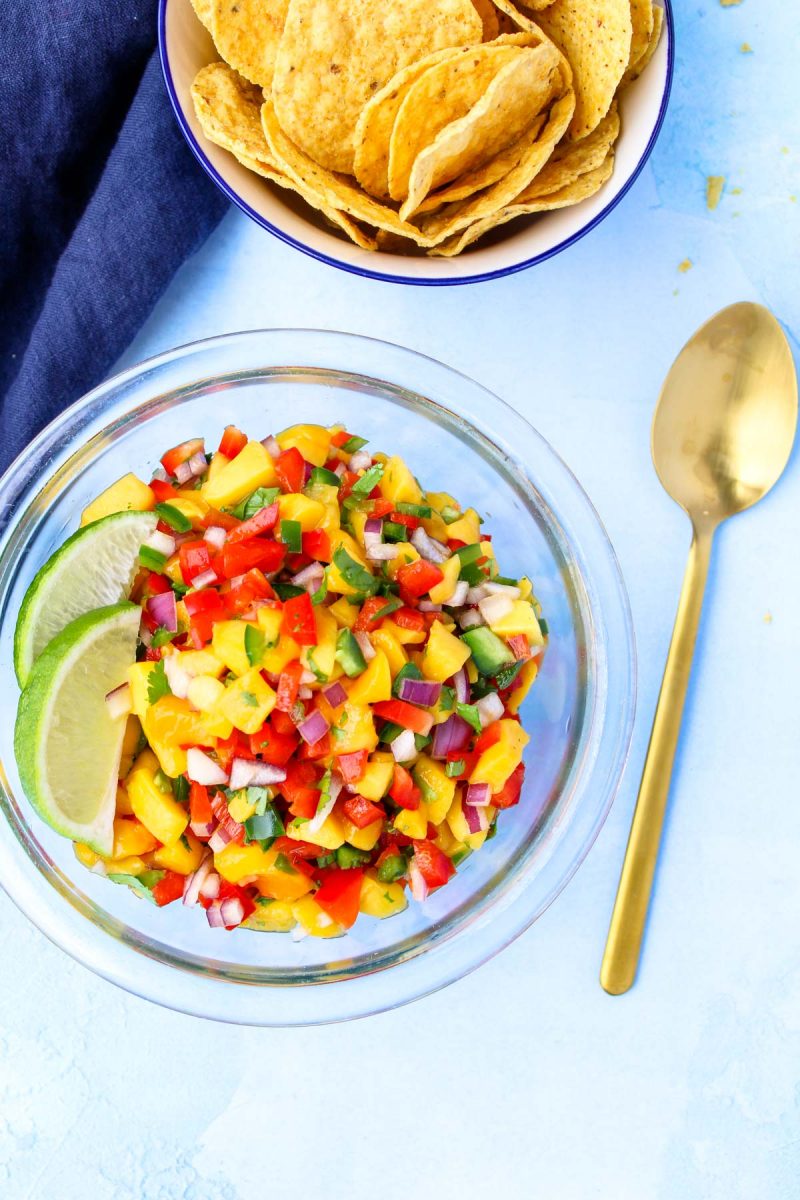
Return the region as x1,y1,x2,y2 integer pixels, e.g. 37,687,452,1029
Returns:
159,0,672,285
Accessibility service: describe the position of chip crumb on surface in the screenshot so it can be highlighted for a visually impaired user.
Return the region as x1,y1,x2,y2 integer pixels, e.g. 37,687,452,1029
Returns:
731,185,742,194
740,42,753,52
719,0,742,7
763,612,773,624
678,258,693,273
706,175,725,210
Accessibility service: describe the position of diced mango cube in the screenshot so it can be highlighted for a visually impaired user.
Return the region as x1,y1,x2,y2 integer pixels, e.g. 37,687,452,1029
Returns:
111,817,159,859
413,755,455,825
277,493,326,531
354,756,394,801
341,816,384,850
187,674,226,714
444,507,481,544
446,792,494,850
243,898,297,932
359,872,407,919
302,605,338,681
212,619,251,676
383,616,426,645
80,473,155,525
201,441,277,508
276,423,331,467
286,811,347,851
393,800,429,841
505,659,540,716
291,895,344,938
428,555,461,604
422,620,471,682
329,597,358,629
488,601,543,645
152,830,205,874
331,703,379,754
379,456,423,506
218,668,276,734
369,628,408,676
215,841,277,884
127,750,189,845
346,649,392,706
470,719,529,793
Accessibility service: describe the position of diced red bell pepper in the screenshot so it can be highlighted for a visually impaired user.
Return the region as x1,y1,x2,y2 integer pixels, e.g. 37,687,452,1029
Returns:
336,749,368,785
152,870,186,907
200,505,240,532
392,606,426,632
281,591,317,645
179,539,214,585
444,749,479,779
223,568,275,614
389,510,420,530
276,660,304,712
220,538,285,580
215,731,256,770
302,529,331,562
354,595,387,632
275,446,305,494
412,840,455,890
271,708,298,736
492,762,525,810
279,761,321,819
314,868,364,929
249,719,299,766
342,793,384,829
226,502,279,545
273,836,321,864
145,571,172,596
218,425,247,459
475,722,503,755
160,438,205,478
389,764,421,811
149,478,179,503
184,586,225,647
397,559,444,601
447,538,467,552
373,699,434,737
189,781,213,826
145,646,163,661
296,731,331,761
330,430,353,448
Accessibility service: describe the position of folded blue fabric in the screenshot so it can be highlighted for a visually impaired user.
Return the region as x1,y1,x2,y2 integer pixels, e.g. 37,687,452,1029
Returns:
1,2,227,474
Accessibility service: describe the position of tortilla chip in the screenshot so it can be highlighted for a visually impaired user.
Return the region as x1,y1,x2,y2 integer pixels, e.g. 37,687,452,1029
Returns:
238,155,379,249
628,0,654,70
473,0,501,39
353,47,466,200
189,0,214,30
262,99,439,245
272,0,482,175
191,63,272,162
210,0,289,89
418,84,575,245
401,42,563,219
623,3,663,84
431,153,614,254
515,101,619,198
535,0,632,139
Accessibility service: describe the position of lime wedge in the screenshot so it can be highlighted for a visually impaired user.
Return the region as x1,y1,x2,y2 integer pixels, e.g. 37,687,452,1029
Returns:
14,509,157,686
14,604,141,855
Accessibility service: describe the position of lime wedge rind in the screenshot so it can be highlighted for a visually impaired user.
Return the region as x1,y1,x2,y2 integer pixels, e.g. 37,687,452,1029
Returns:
14,604,141,856
13,509,157,686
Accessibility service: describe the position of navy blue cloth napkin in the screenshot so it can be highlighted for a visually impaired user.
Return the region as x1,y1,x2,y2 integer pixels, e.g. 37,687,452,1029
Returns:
1,2,228,475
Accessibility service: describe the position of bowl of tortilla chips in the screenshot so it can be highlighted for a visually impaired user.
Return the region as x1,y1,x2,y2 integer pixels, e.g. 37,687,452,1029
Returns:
159,0,672,284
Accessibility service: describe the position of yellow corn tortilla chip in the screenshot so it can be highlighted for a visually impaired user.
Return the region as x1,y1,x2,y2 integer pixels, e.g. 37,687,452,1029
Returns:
623,2,663,84
515,101,619,198
486,0,543,34
388,43,530,203
431,153,614,254
210,0,289,89
353,47,466,200
191,63,272,162
472,0,501,39
189,0,214,30
535,0,632,139
401,42,563,219
418,83,575,245
261,99,439,246
272,0,482,175
628,0,654,69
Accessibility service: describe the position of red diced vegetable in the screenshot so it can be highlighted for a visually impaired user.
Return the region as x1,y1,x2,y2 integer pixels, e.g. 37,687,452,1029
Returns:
336,749,368,784
314,868,364,929
492,762,525,810
389,765,421,810
342,793,384,829
220,538,285,579
373,699,434,736
218,425,247,459
275,447,305,494
276,661,304,711
412,840,455,890
226,503,279,544
281,591,317,645
396,560,444,600
179,539,213,585
152,871,187,907
302,529,331,562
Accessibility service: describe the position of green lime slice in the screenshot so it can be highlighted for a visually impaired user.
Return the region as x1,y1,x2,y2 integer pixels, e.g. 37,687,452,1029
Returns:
14,509,157,686
14,604,141,855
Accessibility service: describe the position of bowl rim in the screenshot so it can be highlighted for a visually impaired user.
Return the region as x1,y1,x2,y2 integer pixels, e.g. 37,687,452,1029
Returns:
0,329,637,1023
157,0,675,287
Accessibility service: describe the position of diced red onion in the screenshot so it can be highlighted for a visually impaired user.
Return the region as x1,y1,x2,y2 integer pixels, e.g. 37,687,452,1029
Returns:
367,543,399,562
466,584,491,605
508,634,530,661
397,677,441,707
297,710,330,746
290,700,306,726
391,728,418,763
151,465,169,482
452,667,469,704
203,525,227,550
138,617,153,648
431,713,472,759
229,758,287,790
188,450,208,478
298,685,312,700
478,592,513,625
174,459,194,485
147,589,177,632
463,801,489,834
191,568,218,590
163,653,191,700
302,460,314,484
465,782,492,807
418,600,442,612
292,562,324,592
190,817,216,840
208,827,234,853
447,580,469,608
206,900,227,928
411,527,449,564
354,631,375,661
105,682,132,720
485,581,521,599
299,669,316,685
183,854,214,907
322,680,347,707
291,923,309,942
364,517,383,536
458,607,484,630
144,529,176,558
262,435,281,458
220,897,246,928
307,773,343,833
349,450,372,473
199,871,220,900
408,861,429,903
186,747,229,786
332,460,346,478
475,692,505,728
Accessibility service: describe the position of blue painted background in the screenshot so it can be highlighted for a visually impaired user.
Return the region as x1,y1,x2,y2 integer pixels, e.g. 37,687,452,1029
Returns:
2,3,798,1196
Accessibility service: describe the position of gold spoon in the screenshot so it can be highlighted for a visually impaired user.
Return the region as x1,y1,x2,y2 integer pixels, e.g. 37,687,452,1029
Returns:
601,302,797,995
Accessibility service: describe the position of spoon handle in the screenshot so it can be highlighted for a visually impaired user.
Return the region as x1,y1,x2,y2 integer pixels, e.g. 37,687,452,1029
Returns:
601,523,714,994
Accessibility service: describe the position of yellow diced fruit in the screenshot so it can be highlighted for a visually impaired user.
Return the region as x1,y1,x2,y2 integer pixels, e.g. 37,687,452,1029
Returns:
127,666,191,775
446,792,495,850
518,576,533,601
215,842,278,884
421,508,449,543
286,811,347,851
146,694,218,751
444,508,481,544
354,755,394,801
206,450,229,482
127,750,189,845
379,455,423,506
413,755,455,825
329,597,358,629
385,542,420,580
106,855,149,876
327,532,373,597
383,617,426,645
256,605,283,646
111,817,159,859
118,715,142,779
349,508,368,548
433,821,462,857
426,491,458,512
480,539,497,576
346,649,392,705
291,895,344,938
278,493,326,531
342,816,384,850
116,783,134,816
243,898,297,932
255,605,301,674
227,790,257,824
201,440,277,508
152,830,205,874
276,423,331,467
393,800,429,841
470,719,530,792
307,482,341,536
127,662,156,721
164,553,183,584
488,600,543,645
80,473,155,525
254,849,314,902
212,619,251,676
359,872,408,919
505,659,540,716
428,555,460,604
422,620,471,682
74,842,102,869
466,659,479,684
332,703,379,754
168,494,210,525
369,628,407,676
302,605,339,681
187,674,226,714
218,668,276,734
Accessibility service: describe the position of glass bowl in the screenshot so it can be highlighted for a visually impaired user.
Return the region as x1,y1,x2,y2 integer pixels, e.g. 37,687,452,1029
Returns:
0,330,635,1024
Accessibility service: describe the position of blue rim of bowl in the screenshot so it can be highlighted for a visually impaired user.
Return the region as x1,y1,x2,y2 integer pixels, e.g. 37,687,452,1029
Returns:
157,0,675,287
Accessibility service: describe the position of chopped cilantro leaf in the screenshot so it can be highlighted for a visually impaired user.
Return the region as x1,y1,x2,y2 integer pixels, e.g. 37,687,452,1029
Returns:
455,702,483,734
146,659,172,705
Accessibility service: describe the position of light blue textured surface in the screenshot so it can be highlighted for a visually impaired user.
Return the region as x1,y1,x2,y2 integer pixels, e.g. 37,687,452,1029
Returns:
2,3,799,1196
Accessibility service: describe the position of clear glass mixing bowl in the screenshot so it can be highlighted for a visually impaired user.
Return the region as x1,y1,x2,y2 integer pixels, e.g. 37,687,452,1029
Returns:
0,330,635,1024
